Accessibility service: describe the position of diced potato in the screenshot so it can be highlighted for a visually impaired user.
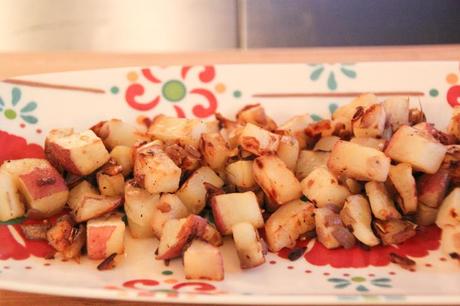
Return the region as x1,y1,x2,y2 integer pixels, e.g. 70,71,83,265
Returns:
443,145,460,185
352,103,386,138
232,222,265,269
236,104,277,130
211,192,264,235
87,213,125,260
332,93,378,123
416,203,438,226
313,136,340,152
150,193,190,239
176,167,224,214
388,163,417,214
91,119,150,150
253,155,302,204
73,194,122,223
436,188,460,228
68,180,98,211
134,143,181,194
340,195,380,247
328,140,390,182
183,240,224,281
295,150,330,180
45,129,110,175
383,97,409,131
373,219,416,245
124,180,160,238
417,169,450,208
315,207,354,249
225,161,256,189
110,146,134,177
447,106,460,140
364,181,401,220
277,136,300,170
440,225,460,257
97,161,124,196
301,167,350,208
163,143,201,173
384,125,447,174
350,137,385,151
148,115,212,148
47,216,86,260
156,215,207,260
201,223,223,247
200,132,230,170
0,170,25,221
276,114,311,149
305,120,336,138
265,199,315,252
239,123,281,156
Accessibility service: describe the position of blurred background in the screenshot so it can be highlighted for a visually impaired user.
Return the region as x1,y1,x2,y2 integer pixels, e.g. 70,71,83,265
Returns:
1,0,460,52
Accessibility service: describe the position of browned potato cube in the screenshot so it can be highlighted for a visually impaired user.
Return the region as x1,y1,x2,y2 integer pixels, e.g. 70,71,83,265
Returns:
239,123,281,156
295,150,330,180
436,188,460,228
232,222,266,269
200,132,230,170
110,146,134,177
373,219,416,245
225,160,256,189
352,103,386,138
276,114,311,149
383,97,409,131
364,181,401,220
91,119,150,150
150,193,190,239
277,136,300,170
183,240,224,281
417,169,450,208
236,104,277,130
416,203,438,226
388,163,417,214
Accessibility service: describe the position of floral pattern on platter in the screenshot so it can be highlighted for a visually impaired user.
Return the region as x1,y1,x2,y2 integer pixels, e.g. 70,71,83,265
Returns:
328,275,391,292
309,64,357,91
124,66,218,118
0,87,38,124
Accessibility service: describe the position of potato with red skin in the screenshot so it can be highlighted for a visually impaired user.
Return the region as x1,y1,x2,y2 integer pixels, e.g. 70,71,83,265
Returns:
156,215,207,260
211,192,264,235
388,163,417,214
73,194,122,223
328,140,390,182
183,240,224,281
87,213,125,260
417,169,450,208
436,188,460,228
45,129,110,176
253,155,302,205
239,123,281,156
201,223,223,247
67,180,98,211
232,222,266,269
384,125,447,174
150,193,190,239
265,199,315,252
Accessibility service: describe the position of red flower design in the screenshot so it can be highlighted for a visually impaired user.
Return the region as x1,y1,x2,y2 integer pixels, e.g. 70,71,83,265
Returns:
303,226,440,268
447,85,460,108
125,66,218,118
0,130,44,165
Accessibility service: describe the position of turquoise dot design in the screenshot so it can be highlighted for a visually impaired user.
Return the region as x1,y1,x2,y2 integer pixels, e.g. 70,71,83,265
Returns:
110,86,120,94
161,270,173,275
429,88,439,97
233,90,242,98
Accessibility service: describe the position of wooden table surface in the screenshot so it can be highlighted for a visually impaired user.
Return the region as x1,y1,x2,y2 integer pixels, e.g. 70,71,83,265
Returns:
1,45,460,306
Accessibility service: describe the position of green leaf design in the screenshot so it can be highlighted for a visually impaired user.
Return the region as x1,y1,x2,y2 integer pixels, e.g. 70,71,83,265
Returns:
328,103,338,115
372,278,390,283
327,72,337,91
340,67,357,79
356,285,369,292
372,283,391,288
20,114,38,124
328,278,348,283
310,114,323,122
0,96,4,107
20,101,37,113
310,66,324,81
335,283,351,289
11,87,21,106
0,216,26,225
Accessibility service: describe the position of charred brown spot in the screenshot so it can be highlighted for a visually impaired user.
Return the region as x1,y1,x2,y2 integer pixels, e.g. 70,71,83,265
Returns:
389,252,416,270
97,253,117,271
157,202,172,213
450,209,458,219
351,106,365,122
306,179,314,188
36,177,56,186
254,158,264,168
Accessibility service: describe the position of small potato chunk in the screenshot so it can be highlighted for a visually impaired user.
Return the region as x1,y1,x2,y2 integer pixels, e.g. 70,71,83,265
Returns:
341,177,362,195
383,97,409,131
87,213,125,260
352,103,386,138
328,140,390,182
156,215,207,260
45,129,110,175
332,93,378,125
295,150,330,180
47,216,86,260
440,225,460,257
447,106,460,140
110,146,134,177
364,181,401,220
176,167,224,214
388,163,417,214
97,161,124,196
436,188,460,228
226,161,256,189
236,104,277,131
91,119,150,150
313,136,340,152
443,145,460,185
385,125,447,174
73,195,122,223
148,116,214,148
340,195,380,247
276,114,311,149
253,155,302,204
373,219,416,245
350,137,385,151
232,222,265,269
277,136,300,170
417,169,450,208
239,123,281,156
301,167,350,209
68,180,98,211
124,180,160,238
151,193,190,239
134,143,181,194
265,199,315,252
416,203,438,226
201,223,223,247
183,240,224,281
0,170,25,221
315,207,355,249
200,132,230,170
211,192,264,235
